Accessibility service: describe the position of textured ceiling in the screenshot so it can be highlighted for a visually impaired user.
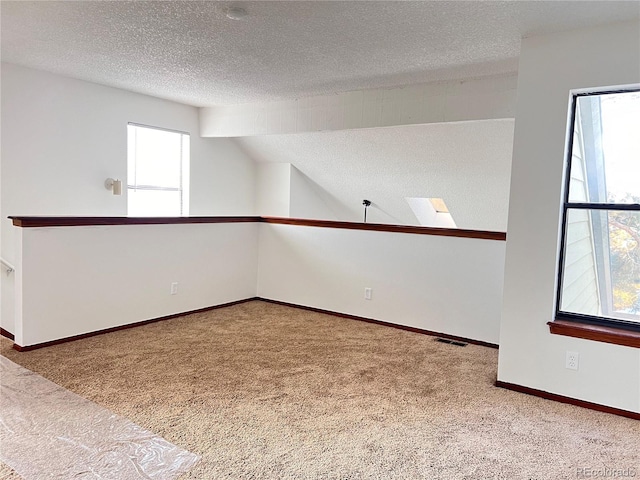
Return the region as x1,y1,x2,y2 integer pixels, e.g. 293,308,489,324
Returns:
236,120,515,231
2,1,639,107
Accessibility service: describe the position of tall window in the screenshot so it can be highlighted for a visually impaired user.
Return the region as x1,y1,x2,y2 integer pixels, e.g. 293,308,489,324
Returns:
127,123,190,216
557,89,640,330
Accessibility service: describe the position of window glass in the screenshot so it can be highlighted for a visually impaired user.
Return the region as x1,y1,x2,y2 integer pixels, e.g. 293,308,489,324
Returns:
127,189,182,217
559,90,640,327
568,92,640,204
127,124,189,216
560,209,640,320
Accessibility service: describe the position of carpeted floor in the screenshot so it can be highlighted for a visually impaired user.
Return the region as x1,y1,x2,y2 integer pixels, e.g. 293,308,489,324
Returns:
1,300,638,479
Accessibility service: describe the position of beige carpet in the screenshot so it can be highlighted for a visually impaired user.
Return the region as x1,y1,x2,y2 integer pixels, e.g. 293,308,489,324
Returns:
1,300,638,479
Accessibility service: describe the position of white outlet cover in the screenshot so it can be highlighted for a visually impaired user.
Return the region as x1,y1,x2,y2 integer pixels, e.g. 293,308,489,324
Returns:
566,351,579,370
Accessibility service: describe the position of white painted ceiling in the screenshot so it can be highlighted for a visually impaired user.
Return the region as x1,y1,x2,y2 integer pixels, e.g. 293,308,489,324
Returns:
2,1,638,107
236,120,515,231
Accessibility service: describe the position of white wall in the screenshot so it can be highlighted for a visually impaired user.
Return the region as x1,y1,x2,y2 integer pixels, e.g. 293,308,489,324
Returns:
200,74,517,137
238,120,514,230
254,163,343,220
189,139,256,217
255,163,291,217
498,21,640,413
0,63,257,334
289,166,340,220
258,224,505,345
12,219,505,347
254,162,350,220
15,223,258,346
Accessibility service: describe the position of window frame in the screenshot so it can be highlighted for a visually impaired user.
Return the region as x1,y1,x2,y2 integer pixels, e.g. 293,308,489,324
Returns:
127,122,190,217
555,88,640,335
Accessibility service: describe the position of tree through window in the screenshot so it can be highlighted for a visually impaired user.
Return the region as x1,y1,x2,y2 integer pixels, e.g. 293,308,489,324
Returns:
557,89,640,329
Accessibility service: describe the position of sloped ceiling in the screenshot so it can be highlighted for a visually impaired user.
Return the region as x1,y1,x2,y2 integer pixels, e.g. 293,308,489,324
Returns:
2,1,639,106
236,120,515,231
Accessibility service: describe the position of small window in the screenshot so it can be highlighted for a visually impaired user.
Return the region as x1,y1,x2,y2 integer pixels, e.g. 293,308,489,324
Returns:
127,123,190,216
557,89,640,330
406,197,457,228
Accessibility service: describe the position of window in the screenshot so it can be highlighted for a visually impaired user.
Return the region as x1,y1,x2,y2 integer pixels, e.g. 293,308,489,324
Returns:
406,197,457,228
557,89,640,332
127,123,190,216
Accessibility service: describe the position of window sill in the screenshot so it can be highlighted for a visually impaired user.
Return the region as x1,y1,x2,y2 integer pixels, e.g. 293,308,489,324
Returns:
548,320,640,348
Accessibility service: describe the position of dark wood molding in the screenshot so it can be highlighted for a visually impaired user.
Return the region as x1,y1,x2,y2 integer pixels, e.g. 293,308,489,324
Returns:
496,380,640,421
12,298,257,352
258,298,499,349
12,296,498,351
12,297,497,352
10,216,260,228
261,217,506,241
548,320,640,348
0,327,15,341
9,215,506,241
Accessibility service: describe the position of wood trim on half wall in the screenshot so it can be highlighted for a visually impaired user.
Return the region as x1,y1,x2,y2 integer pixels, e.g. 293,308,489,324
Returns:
10,216,260,228
263,217,506,241
496,380,640,421
9,215,506,241
257,298,499,349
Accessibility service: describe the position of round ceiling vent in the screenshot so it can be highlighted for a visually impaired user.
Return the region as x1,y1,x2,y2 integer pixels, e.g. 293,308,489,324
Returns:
225,6,248,20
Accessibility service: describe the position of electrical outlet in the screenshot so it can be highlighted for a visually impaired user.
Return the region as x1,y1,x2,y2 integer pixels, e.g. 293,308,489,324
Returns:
364,288,372,300
170,282,178,295
566,351,579,370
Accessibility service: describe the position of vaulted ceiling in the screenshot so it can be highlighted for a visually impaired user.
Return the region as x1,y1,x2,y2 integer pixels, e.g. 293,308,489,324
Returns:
237,120,515,230
2,1,639,106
